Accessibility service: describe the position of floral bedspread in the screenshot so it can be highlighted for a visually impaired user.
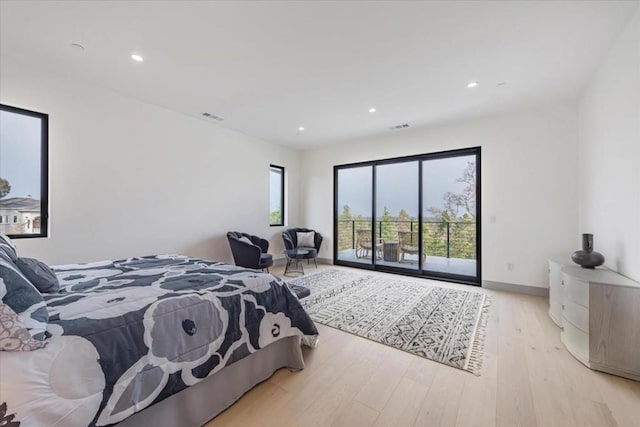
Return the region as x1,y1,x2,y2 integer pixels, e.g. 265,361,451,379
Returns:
0,255,318,426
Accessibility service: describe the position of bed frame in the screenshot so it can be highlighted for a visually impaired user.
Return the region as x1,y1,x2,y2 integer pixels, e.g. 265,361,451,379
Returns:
118,336,304,426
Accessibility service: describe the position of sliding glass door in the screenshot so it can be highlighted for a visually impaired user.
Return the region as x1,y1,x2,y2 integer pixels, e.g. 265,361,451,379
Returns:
422,154,478,280
375,160,420,271
333,147,481,285
335,165,373,266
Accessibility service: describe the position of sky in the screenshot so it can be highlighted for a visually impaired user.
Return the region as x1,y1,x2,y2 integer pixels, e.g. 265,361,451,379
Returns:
337,155,473,218
0,110,42,199
269,167,282,212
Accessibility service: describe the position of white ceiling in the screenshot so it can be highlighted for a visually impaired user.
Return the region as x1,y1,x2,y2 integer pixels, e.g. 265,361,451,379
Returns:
0,1,637,149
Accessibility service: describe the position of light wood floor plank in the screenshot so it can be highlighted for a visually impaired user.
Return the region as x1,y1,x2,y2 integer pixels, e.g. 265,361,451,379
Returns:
455,354,498,427
331,400,379,427
373,376,431,427
521,299,577,427
495,294,538,427
354,345,413,412
413,364,467,426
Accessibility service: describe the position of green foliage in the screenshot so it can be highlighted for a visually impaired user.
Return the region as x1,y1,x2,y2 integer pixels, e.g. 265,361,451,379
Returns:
424,211,476,259
337,204,372,251
0,178,10,199
379,206,397,242
269,209,282,225
397,209,411,232
339,204,352,220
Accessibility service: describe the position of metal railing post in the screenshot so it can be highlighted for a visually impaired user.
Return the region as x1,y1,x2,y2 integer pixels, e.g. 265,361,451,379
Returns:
446,222,451,258
352,220,355,249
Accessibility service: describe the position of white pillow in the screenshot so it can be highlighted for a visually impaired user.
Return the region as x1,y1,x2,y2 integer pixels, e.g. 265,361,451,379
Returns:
296,231,315,248
238,236,253,245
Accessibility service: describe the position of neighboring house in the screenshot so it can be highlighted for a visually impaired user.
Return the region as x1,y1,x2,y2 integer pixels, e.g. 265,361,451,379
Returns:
0,197,41,235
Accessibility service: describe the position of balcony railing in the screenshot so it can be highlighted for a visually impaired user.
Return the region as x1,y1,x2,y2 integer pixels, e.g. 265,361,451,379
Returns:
337,219,477,260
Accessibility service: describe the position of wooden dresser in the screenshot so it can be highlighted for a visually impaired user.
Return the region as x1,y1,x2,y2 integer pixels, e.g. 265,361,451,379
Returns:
548,260,640,381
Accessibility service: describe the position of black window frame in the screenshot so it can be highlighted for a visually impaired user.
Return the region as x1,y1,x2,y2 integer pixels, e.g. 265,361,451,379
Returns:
269,164,285,227
0,104,49,239
333,146,481,286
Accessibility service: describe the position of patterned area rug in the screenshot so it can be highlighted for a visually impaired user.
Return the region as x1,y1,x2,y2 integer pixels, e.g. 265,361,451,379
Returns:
289,269,491,375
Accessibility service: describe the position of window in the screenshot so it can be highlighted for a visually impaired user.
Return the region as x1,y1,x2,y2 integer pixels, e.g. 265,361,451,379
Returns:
269,165,285,226
0,104,49,238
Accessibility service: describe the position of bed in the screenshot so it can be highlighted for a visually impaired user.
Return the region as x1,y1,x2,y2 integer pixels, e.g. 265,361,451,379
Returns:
0,254,318,426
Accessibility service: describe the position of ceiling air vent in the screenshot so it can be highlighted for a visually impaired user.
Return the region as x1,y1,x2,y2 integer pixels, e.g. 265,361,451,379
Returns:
389,123,409,130
202,112,224,121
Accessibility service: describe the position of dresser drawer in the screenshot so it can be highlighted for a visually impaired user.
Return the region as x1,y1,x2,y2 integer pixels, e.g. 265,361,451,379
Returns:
562,273,589,308
562,300,588,333
549,278,564,328
561,320,589,365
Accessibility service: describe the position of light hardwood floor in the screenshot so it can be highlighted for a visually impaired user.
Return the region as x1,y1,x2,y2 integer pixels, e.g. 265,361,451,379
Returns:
206,264,640,427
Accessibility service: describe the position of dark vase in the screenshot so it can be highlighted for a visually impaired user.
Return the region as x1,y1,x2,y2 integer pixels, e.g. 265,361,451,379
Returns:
571,233,605,269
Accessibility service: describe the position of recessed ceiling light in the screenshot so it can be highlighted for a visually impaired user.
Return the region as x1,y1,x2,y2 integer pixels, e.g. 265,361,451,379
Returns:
467,81,479,88
298,126,305,131
131,54,144,62
369,108,376,113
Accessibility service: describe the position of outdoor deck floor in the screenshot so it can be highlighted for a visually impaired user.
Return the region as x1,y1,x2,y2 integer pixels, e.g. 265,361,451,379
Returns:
337,248,477,277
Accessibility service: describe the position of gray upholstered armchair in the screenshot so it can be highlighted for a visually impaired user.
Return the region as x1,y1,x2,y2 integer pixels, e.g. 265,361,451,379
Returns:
226,232,273,271
282,228,322,267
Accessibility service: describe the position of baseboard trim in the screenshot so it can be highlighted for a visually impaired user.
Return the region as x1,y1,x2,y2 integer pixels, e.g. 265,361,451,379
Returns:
482,280,548,297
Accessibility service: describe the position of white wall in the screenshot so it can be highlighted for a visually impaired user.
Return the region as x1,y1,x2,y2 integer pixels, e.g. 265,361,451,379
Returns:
300,103,579,289
0,58,300,265
578,8,640,282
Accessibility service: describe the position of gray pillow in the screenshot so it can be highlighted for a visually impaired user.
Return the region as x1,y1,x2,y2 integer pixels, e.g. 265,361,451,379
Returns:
0,234,17,262
16,257,60,294
0,252,48,341
296,231,315,248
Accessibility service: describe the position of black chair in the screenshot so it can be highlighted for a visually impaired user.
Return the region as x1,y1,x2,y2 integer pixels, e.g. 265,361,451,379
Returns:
226,232,273,271
282,228,323,267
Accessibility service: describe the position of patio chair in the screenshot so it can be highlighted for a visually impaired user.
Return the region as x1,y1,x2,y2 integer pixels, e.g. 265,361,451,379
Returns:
398,231,427,263
355,229,383,259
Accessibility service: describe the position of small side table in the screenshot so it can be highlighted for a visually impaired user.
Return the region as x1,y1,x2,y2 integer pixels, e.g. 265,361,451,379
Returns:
383,241,399,262
284,249,309,277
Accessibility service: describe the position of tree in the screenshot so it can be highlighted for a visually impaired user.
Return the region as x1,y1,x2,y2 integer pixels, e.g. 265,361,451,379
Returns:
397,209,411,232
337,204,353,250
426,160,476,221
269,209,281,225
380,206,397,242
0,178,10,199
338,204,352,220
424,161,477,258
451,160,476,219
